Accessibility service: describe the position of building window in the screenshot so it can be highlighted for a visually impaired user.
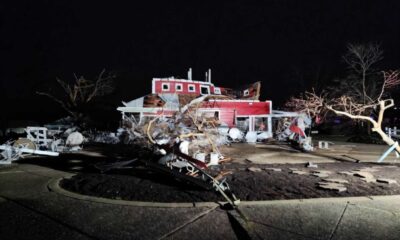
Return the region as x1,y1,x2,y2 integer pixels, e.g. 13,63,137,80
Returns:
201,85,210,95
188,84,196,92
243,89,250,96
255,117,268,131
162,83,170,91
175,83,183,91
236,117,249,132
214,87,221,95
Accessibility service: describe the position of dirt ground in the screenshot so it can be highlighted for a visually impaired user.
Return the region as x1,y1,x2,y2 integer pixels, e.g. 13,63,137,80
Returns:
61,159,400,202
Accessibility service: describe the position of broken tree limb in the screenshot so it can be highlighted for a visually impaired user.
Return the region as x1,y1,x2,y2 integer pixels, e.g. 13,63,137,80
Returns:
146,117,160,144
179,133,205,139
328,99,400,154
157,144,208,169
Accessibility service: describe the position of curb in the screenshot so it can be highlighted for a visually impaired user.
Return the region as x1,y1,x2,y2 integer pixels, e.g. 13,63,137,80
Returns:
48,177,220,208
48,177,400,208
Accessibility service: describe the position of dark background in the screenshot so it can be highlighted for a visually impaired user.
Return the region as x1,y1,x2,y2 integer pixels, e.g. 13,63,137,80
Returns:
2,0,400,127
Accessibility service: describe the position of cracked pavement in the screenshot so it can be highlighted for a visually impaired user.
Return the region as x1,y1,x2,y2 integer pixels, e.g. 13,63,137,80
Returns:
0,163,399,240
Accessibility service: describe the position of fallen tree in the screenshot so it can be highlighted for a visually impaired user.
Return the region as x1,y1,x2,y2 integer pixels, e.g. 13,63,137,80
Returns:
288,70,400,152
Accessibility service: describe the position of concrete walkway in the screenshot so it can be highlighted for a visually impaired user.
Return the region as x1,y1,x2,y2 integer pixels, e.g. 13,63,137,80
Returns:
0,163,399,240
225,141,399,165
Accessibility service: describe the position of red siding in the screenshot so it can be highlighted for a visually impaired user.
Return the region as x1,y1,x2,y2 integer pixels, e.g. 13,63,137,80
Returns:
197,100,271,127
200,101,271,115
219,109,236,127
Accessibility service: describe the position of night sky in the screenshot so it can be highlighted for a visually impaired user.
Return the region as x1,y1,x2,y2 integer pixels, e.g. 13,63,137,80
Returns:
2,1,400,124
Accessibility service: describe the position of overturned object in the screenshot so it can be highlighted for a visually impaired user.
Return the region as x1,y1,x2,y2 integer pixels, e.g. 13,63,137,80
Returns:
275,112,314,151
0,126,83,164
66,132,84,146
153,143,240,206
0,140,59,164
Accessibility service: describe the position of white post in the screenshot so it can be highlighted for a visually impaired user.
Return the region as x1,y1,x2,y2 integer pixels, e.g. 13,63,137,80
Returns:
188,68,192,80
205,72,208,82
249,117,255,131
268,117,272,136
208,69,211,83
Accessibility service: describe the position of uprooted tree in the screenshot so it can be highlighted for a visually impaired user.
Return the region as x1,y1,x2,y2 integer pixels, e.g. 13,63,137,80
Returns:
37,69,116,124
287,70,400,152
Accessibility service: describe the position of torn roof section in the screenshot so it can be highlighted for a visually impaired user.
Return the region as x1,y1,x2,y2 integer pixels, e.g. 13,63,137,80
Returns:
117,77,267,113
117,73,271,130
151,77,261,100
117,71,275,135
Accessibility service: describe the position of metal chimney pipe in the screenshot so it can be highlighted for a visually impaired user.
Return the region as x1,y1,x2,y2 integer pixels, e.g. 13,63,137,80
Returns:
188,68,192,80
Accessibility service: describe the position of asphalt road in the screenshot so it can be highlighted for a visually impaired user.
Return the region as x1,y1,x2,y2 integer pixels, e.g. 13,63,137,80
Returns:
0,162,399,240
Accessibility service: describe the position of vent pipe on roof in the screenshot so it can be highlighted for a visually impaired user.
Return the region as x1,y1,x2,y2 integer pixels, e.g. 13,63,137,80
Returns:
188,68,192,80
208,69,211,83
205,71,208,82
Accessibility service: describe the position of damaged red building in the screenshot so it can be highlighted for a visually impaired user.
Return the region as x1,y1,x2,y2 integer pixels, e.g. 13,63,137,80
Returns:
117,69,274,137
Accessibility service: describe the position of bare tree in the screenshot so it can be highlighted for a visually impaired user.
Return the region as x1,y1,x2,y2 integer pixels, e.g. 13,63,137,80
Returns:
342,43,383,104
37,69,116,121
285,90,326,119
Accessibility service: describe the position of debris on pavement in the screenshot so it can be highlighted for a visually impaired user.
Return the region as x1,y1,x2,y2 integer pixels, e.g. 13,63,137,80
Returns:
264,167,282,172
338,171,354,176
376,178,397,184
353,171,376,183
291,170,309,175
247,167,263,172
322,178,349,184
317,182,347,192
312,170,331,178
306,161,318,168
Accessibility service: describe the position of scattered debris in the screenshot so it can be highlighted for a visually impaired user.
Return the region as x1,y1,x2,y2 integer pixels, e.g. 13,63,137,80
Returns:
245,159,253,163
353,171,376,183
314,170,332,174
312,171,332,178
275,112,314,151
317,182,347,192
264,167,282,172
318,141,333,149
323,178,349,184
247,167,262,172
338,171,354,176
306,161,318,168
0,126,85,164
376,178,397,184
355,167,379,172
311,170,332,178
111,69,324,205
0,140,59,164
291,170,309,175
312,173,330,178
